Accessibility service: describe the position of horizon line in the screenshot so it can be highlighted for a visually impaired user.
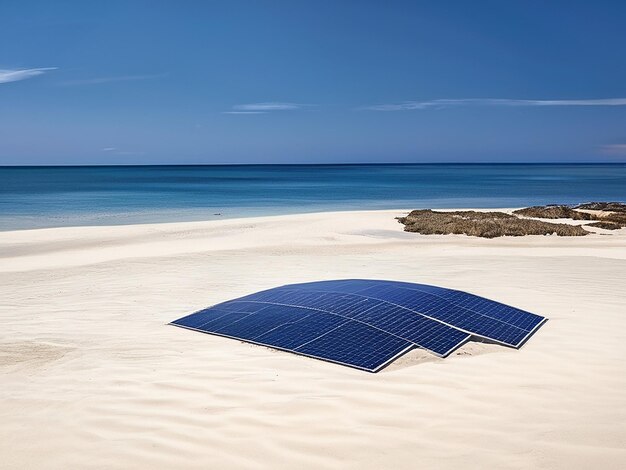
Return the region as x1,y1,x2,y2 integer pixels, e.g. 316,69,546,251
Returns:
2,161,626,168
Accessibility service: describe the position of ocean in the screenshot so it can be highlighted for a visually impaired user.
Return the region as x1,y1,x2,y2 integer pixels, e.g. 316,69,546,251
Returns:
1,164,625,231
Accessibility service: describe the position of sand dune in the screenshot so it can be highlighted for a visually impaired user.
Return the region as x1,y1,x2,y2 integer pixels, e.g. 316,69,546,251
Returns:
1,210,625,469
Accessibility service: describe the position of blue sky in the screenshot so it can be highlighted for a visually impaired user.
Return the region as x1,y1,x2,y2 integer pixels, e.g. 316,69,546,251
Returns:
1,0,626,164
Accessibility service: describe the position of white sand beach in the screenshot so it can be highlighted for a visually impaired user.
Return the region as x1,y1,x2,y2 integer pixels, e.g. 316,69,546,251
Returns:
1,209,625,470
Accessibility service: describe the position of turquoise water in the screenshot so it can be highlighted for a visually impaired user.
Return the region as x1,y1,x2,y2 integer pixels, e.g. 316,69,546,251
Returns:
1,164,625,231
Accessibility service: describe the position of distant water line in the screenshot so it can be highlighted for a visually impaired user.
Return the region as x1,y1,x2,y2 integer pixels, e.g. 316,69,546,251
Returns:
0,164,625,231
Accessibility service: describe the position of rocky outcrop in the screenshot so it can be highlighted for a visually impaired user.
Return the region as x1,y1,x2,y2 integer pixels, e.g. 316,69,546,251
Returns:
585,221,622,230
575,202,626,212
397,210,589,238
513,205,593,220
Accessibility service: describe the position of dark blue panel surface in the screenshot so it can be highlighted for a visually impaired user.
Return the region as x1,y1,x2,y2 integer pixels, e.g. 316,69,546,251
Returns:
295,322,412,371
255,313,349,350
224,290,470,356
234,290,470,356
283,279,545,347
212,304,310,339
171,279,546,372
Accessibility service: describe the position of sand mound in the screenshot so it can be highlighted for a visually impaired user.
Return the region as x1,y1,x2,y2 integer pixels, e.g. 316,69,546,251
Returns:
397,210,589,238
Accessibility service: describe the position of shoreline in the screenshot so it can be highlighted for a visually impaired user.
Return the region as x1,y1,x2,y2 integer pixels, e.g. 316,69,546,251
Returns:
3,203,623,233
1,208,625,469
2,208,625,273
3,163,625,232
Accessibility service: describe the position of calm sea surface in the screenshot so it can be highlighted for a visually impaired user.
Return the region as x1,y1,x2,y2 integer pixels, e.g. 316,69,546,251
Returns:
1,164,625,231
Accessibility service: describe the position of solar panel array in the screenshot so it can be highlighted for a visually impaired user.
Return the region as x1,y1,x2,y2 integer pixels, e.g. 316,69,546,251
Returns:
171,279,546,372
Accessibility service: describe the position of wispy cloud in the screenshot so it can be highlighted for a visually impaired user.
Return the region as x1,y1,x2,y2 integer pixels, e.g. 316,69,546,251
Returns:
61,73,164,86
365,98,626,111
600,144,626,156
223,102,306,114
235,102,303,111
0,67,57,84
222,111,268,115
101,147,145,156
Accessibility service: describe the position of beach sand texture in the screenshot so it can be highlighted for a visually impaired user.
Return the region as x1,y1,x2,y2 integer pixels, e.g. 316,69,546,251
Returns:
1,210,625,469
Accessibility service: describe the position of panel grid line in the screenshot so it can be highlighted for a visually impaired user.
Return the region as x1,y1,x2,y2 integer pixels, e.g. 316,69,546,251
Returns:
226,299,466,358
270,288,523,347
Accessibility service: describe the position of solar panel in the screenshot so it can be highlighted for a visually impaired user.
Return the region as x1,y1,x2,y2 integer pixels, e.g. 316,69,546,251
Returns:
283,280,546,348
171,279,546,372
